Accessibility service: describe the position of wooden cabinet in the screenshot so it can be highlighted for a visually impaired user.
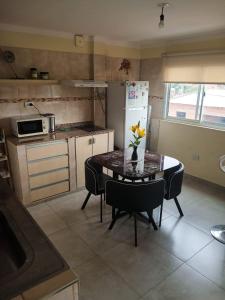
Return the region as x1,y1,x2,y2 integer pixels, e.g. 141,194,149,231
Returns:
75,131,114,188
7,138,75,205
7,131,114,204
75,136,93,188
92,133,108,155
11,270,79,300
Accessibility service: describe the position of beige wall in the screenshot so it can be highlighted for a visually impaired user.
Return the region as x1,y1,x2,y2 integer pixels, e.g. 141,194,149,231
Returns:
158,120,225,187
140,58,164,151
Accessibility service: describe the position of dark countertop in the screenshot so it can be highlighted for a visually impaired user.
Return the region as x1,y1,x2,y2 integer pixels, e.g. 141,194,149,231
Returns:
0,179,74,300
7,127,114,146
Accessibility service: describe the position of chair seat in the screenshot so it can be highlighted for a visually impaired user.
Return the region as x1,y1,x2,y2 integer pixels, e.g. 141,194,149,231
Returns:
97,173,111,193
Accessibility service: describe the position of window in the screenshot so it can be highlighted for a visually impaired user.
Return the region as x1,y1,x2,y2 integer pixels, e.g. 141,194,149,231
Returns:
165,83,225,128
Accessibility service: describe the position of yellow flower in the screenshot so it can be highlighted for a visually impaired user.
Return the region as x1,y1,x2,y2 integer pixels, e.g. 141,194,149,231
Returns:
130,124,137,133
137,127,145,138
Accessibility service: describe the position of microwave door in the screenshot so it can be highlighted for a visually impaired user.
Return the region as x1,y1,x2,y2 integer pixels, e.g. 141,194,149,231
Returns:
18,120,43,135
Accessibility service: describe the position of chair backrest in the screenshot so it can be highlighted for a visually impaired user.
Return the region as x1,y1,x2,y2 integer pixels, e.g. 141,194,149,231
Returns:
85,157,103,195
164,163,184,200
105,178,165,213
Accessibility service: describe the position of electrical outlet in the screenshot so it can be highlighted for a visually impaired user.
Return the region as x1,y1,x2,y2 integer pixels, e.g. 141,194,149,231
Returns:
24,101,34,108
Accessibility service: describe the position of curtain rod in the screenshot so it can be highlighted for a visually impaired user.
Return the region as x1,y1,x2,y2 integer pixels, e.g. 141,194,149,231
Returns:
162,49,225,57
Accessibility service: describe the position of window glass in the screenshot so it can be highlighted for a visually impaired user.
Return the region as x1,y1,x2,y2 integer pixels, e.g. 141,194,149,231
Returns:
167,83,199,120
165,83,225,129
202,85,225,126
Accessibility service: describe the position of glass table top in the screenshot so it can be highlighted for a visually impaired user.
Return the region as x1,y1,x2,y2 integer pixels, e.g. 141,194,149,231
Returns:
92,148,180,180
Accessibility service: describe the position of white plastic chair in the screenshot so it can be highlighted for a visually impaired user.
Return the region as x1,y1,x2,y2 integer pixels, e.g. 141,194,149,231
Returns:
210,155,225,244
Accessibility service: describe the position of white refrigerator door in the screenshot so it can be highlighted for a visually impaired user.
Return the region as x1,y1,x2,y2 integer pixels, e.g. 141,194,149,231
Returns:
125,81,149,109
124,107,148,149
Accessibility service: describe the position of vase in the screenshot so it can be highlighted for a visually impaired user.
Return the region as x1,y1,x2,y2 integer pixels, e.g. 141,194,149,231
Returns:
131,146,138,161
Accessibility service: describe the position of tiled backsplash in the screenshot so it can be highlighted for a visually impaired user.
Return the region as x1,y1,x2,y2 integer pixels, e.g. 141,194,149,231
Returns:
0,99,92,135
0,82,93,134
0,84,91,101
0,45,141,134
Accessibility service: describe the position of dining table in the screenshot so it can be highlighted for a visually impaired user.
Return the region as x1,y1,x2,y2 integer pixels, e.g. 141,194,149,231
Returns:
92,147,180,181
92,148,181,228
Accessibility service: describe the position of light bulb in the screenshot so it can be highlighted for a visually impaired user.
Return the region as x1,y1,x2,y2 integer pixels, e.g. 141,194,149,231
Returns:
159,13,165,28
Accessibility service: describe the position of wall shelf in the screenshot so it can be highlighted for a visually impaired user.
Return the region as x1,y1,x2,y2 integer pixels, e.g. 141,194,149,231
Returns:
0,79,59,85
0,155,7,162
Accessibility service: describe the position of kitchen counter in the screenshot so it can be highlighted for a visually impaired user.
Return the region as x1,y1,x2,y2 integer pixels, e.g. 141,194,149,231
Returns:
7,127,114,146
0,179,78,300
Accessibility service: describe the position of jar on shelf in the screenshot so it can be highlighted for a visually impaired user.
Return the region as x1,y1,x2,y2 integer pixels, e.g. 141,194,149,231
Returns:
30,68,38,79
40,72,49,80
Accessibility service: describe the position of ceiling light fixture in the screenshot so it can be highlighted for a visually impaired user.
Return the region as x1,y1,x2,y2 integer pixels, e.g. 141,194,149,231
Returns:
158,3,169,28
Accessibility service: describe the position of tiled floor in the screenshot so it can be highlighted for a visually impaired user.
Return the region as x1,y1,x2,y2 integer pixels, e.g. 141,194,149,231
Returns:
28,176,225,300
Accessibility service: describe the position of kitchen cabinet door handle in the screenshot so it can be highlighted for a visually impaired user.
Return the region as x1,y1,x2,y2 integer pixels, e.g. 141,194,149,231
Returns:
92,138,96,144
88,138,92,145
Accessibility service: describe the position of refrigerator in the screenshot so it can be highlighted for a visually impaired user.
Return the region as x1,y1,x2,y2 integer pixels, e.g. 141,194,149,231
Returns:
107,81,149,149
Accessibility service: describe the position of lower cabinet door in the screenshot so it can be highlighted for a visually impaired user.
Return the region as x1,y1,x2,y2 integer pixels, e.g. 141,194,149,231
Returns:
92,133,108,156
76,136,92,188
92,133,109,175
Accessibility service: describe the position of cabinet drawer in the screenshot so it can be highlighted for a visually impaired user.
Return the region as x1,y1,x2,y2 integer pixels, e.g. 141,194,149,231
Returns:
27,142,68,161
30,168,69,189
31,181,69,201
28,155,68,175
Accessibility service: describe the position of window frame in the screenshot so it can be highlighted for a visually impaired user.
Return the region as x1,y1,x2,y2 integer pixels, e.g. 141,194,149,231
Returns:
164,83,225,130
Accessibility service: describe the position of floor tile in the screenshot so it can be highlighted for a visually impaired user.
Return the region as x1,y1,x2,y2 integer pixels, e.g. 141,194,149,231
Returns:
182,202,225,235
144,215,212,261
188,240,225,290
100,239,182,295
143,264,225,300
28,202,67,235
47,190,107,225
26,176,225,300
48,228,95,268
69,213,134,255
76,256,140,300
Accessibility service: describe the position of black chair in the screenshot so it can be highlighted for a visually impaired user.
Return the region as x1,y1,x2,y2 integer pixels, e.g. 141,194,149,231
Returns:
81,157,111,222
105,178,165,247
159,163,184,227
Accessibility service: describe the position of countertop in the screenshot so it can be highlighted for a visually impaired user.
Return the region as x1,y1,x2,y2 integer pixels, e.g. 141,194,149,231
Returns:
7,127,114,146
0,179,78,300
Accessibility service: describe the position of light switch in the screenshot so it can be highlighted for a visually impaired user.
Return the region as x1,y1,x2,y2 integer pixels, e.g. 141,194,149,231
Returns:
74,35,85,48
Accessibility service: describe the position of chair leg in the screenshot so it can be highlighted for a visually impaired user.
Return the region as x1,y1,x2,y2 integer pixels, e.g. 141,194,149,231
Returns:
147,211,158,231
112,207,115,219
174,197,184,217
134,213,138,247
100,194,103,223
108,209,120,230
159,202,163,227
81,192,91,210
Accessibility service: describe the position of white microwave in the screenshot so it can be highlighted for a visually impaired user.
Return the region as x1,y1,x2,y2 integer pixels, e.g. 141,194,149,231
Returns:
11,115,49,138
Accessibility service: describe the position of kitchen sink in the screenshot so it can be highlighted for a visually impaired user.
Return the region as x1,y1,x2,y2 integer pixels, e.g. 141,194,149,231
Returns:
75,125,104,132
0,210,26,280
0,179,69,300
58,124,104,132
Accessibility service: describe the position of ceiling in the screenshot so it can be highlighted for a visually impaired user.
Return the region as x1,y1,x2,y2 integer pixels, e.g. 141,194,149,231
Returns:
0,0,225,45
